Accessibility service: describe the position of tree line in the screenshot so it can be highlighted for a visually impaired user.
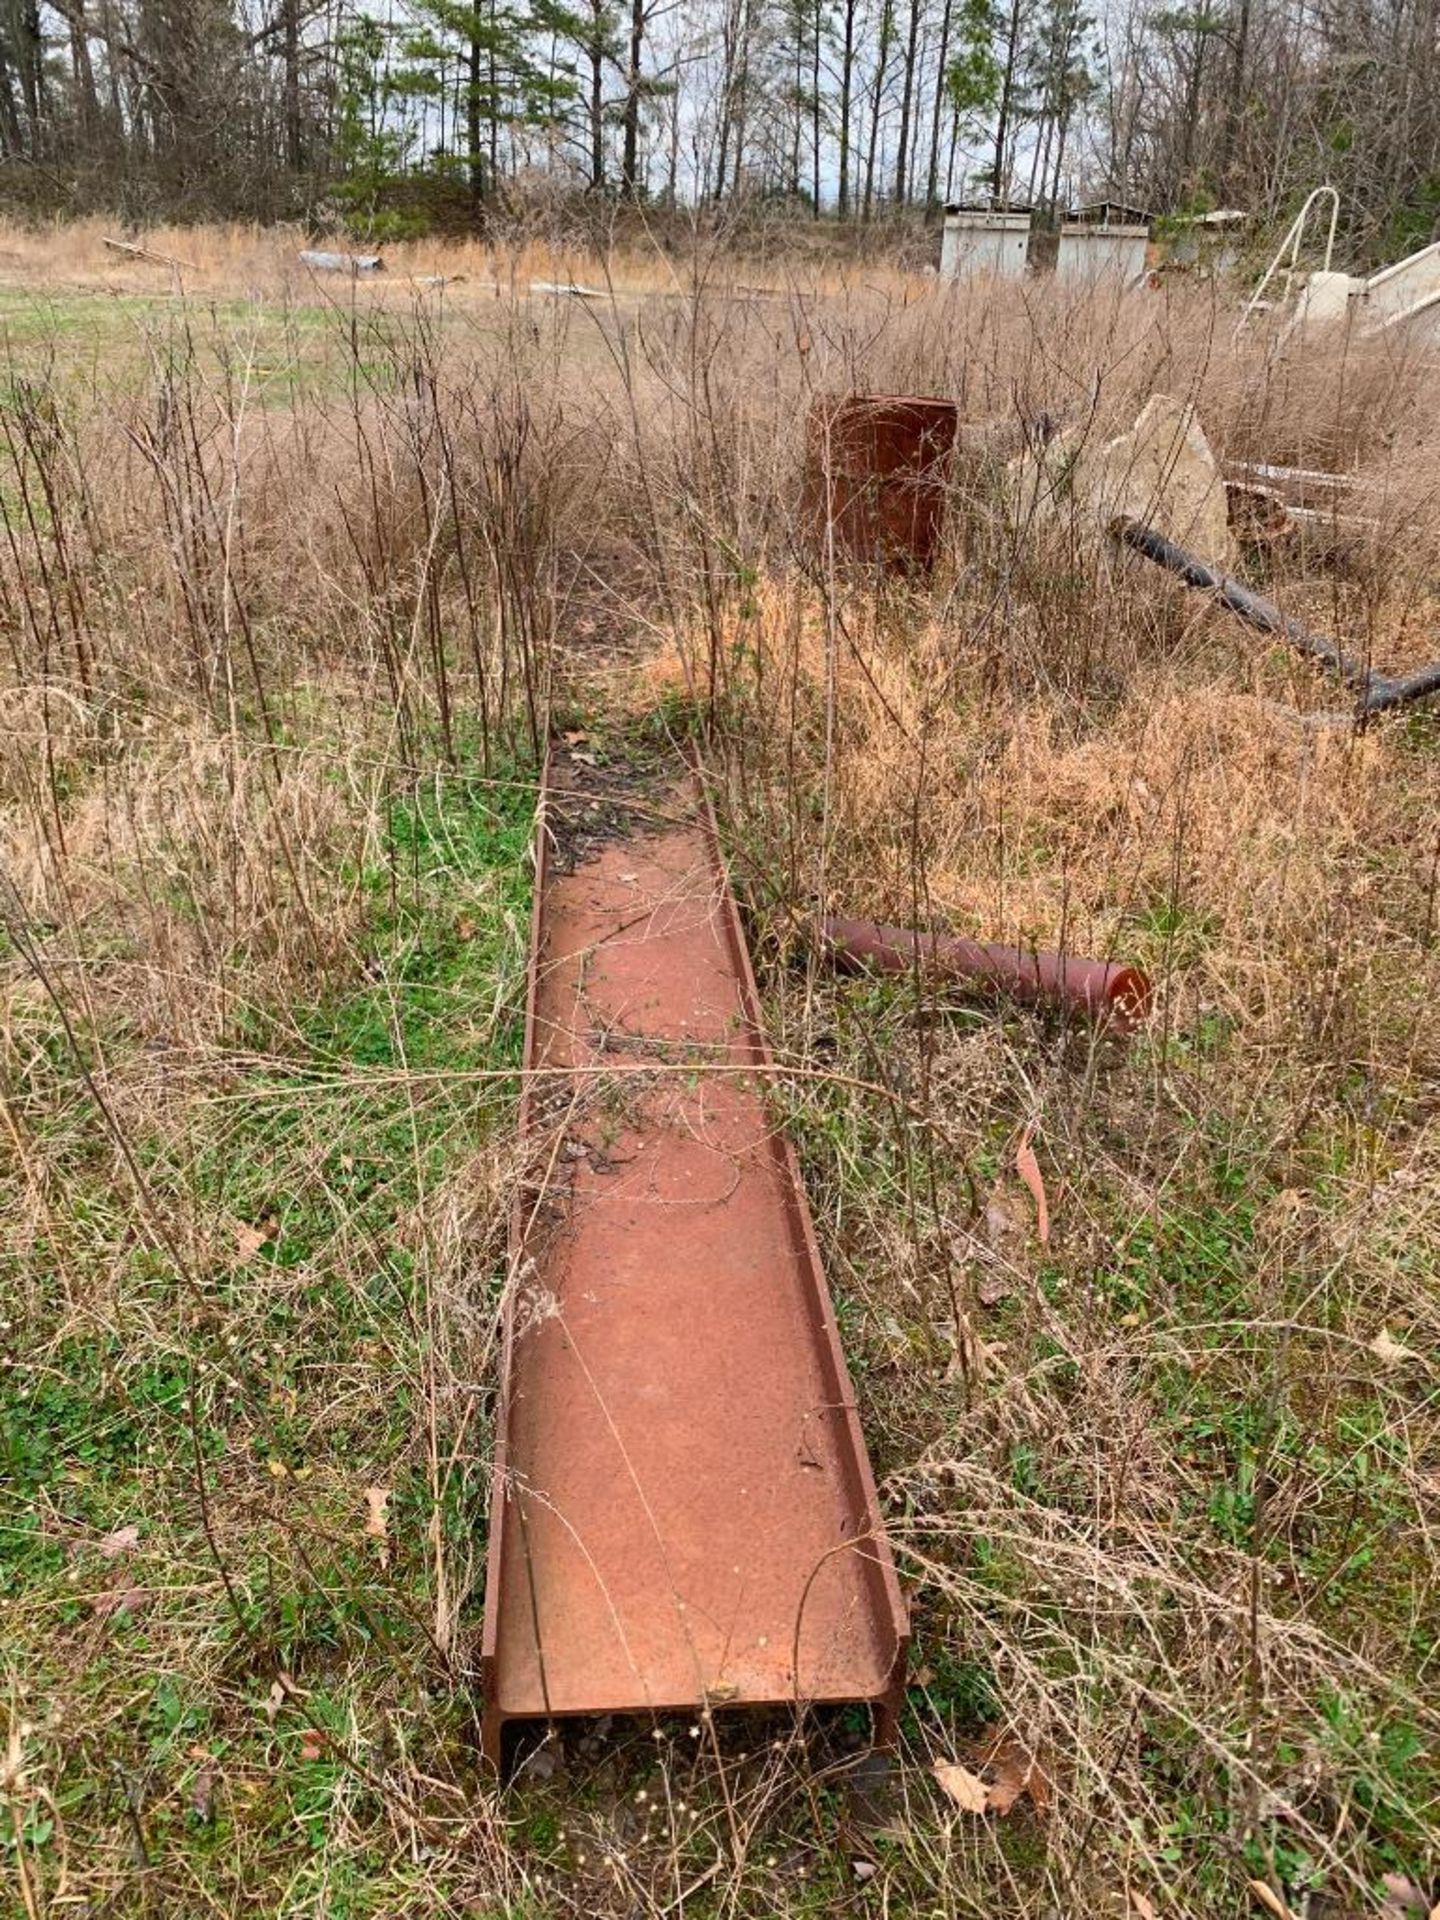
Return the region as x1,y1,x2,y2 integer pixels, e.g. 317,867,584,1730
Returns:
0,0,1436,260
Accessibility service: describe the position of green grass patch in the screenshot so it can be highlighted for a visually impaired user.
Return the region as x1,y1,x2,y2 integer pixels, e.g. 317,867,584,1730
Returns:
1,761,535,1912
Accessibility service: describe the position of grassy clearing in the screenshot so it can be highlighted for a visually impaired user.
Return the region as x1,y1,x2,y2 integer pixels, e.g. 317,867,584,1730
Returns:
1,229,1438,1917
4,760,535,1913
0,286,428,405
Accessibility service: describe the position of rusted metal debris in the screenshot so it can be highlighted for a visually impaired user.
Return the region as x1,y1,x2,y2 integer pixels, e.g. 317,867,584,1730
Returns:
481,750,908,1769
1225,478,1295,545
820,917,1152,1030
1114,515,1440,715
1225,461,1383,542
804,394,959,571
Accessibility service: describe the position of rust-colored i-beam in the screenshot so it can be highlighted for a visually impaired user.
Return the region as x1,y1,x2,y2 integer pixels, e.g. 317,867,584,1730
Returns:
481,751,908,1769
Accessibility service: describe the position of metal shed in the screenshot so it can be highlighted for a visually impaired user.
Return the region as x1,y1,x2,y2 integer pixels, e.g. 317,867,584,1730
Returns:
940,204,1031,281
1171,207,1249,275
1057,202,1150,283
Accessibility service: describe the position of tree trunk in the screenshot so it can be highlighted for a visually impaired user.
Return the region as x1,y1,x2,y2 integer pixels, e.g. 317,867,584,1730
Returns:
468,0,486,210
282,0,302,171
488,0,499,184
0,32,22,154
893,0,921,202
837,0,857,213
1026,106,1049,204
1216,0,1250,195
863,0,892,216
665,78,679,200
790,2,802,194
1176,22,1207,195
17,0,43,155
97,0,126,146
62,1,99,140
588,5,604,190
811,0,822,209
713,0,739,197
925,0,952,203
620,0,643,197
729,0,752,194
991,0,1024,198
1048,100,1070,207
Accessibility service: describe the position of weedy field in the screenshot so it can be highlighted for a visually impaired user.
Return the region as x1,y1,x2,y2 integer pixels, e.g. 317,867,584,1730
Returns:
1,222,1437,1920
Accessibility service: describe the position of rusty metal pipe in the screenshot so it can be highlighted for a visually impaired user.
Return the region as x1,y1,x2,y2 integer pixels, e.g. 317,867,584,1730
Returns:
1113,515,1440,715
819,917,1152,1029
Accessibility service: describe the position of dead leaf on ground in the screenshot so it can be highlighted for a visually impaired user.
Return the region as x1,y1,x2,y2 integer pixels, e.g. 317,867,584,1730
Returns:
932,1760,990,1814
934,1738,1051,1818
1370,1328,1416,1369
976,1273,1010,1308
91,1584,150,1622
1247,1879,1293,1920
233,1218,272,1262
1130,1891,1157,1920
98,1524,139,1559
980,1731,1053,1814
190,1766,215,1823
1015,1126,1050,1245
982,1196,1025,1250
1378,1875,1431,1919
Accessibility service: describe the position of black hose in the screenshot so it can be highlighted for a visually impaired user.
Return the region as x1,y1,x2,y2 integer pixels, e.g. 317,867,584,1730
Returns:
1113,515,1440,716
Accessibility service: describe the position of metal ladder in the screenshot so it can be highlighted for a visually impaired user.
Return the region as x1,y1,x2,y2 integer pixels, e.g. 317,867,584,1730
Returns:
1234,185,1340,335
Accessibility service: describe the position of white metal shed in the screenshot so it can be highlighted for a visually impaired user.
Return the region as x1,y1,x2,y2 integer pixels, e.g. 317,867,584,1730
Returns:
940,205,1032,281
1057,203,1150,283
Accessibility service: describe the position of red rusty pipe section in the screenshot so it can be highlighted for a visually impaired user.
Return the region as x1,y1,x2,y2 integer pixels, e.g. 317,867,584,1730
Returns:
819,916,1152,1030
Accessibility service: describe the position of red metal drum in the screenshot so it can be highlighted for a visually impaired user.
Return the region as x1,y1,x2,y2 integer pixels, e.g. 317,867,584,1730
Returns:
804,393,960,571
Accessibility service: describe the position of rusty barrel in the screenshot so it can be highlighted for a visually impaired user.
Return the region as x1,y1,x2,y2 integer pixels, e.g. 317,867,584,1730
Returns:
803,394,959,571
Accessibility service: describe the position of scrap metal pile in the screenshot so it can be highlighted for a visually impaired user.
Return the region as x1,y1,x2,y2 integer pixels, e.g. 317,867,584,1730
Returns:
482,380,1435,1771
805,384,1440,721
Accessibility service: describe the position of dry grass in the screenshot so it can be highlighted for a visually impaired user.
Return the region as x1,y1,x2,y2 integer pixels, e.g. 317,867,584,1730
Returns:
1,231,1437,1917
0,213,933,308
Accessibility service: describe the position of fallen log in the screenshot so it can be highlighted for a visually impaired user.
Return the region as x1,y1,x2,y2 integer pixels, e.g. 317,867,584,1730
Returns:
102,235,197,271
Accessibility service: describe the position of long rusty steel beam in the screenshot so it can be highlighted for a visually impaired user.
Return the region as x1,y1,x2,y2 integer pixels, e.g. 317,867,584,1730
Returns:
481,749,908,1769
